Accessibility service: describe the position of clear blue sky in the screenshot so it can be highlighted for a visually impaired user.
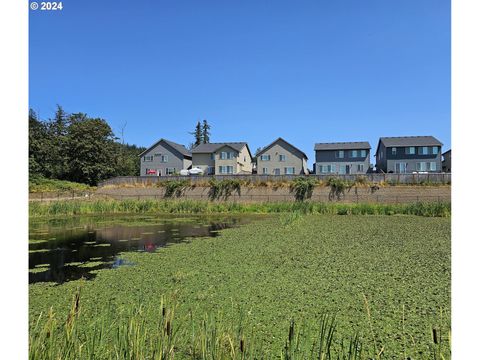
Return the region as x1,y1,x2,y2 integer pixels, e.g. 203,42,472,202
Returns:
29,0,450,165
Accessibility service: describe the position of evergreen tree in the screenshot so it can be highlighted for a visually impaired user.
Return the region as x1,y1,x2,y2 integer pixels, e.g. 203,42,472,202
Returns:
202,119,211,144
190,121,202,146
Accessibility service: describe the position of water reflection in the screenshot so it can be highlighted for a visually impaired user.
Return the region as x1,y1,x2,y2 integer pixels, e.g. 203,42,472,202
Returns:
29,215,250,284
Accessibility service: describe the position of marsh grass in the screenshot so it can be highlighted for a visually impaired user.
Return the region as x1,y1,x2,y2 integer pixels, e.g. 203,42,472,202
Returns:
29,199,451,218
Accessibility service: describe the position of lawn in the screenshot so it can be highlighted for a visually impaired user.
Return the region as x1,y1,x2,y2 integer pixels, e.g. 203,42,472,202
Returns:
29,214,450,359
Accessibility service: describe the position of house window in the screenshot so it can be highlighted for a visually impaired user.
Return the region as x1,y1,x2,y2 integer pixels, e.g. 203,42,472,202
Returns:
260,154,271,161
210,153,215,160
428,162,437,171
419,147,429,155
161,155,168,163
406,147,415,155
219,166,233,174
279,154,286,162
220,152,227,160
207,166,215,175
284,167,295,175
144,155,153,162
166,168,176,175
351,150,358,158
228,152,235,159
432,146,439,155
416,162,427,171
339,165,347,174
273,168,280,175
395,162,407,173
392,147,397,155
335,150,344,158
360,150,367,157
262,168,268,174
357,164,364,172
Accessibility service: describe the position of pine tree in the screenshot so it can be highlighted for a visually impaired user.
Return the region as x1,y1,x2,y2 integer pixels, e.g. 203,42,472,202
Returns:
190,121,202,146
202,119,211,144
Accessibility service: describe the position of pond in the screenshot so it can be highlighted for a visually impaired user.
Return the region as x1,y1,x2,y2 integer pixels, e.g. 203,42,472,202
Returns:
29,214,254,284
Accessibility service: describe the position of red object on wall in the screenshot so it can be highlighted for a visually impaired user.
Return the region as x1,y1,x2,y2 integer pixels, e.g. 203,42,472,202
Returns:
146,169,157,175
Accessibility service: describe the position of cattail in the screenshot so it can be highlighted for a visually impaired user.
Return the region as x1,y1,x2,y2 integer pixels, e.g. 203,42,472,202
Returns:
166,320,171,337
240,338,244,353
432,328,438,344
162,307,166,317
288,320,295,343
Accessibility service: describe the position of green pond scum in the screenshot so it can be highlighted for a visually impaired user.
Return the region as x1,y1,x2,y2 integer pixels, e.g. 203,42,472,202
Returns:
29,214,450,359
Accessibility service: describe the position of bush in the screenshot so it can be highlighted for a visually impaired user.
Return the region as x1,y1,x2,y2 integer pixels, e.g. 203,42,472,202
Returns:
290,177,318,201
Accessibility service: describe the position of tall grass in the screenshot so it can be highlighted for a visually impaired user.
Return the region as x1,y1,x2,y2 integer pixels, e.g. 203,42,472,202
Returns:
29,199,451,218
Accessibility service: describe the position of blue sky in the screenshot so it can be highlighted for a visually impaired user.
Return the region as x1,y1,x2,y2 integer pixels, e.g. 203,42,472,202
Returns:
29,0,450,165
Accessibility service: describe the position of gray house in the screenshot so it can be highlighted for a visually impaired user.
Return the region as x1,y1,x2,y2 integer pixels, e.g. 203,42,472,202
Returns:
139,138,192,176
375,136,443,173
442,149,451,173
256,138,309,175
314,142,371,175
191,142,253,175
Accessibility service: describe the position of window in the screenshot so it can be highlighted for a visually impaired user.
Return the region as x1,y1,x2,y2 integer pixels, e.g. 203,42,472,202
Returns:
144,155,153,162
210,153,215,160
428,162,437,171
161,155,168,163
207,166,215,175
406,147,415,155
357,164,364,172
392,147,397,155
339,165,347,174
166,168,176,175
218,166,233,174
395,162,407,173
360,150,367,157
416,162,427,171
279,154,286,162
418,147,428,155
274,168,280,175
284,167,295,175
335,150,344,158
228,152,235,159
262,167,268,174
351,150,358,158
260,154,271,161
154,153,161,157
432,146,439,155
220,152,227,160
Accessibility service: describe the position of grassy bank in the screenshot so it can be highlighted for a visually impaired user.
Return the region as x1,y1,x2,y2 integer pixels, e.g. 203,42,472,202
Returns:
29,198,451,218
29,177,94,193
29,214,450,358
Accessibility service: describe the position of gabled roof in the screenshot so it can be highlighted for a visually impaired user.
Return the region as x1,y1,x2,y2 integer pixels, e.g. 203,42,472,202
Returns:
257,137,308,159
138,138,192,158
314,141,371,151
378,136,443,148
191,142,244,153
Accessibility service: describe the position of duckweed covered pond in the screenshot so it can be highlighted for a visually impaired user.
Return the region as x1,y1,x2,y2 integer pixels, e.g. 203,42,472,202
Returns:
29,214,256,283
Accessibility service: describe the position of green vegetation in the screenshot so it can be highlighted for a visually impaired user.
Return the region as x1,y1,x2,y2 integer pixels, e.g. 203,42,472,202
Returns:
163,180,191,198
29,215,450,358
208,179,242,200
29,199,451,218
29,176,94,193
290,177,318,201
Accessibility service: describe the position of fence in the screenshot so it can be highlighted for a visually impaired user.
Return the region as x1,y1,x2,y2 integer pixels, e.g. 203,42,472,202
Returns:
98,173,452,187
29,190,94,202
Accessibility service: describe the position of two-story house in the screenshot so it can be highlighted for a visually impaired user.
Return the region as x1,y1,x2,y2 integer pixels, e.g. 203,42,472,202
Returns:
139,138,192,176
374,136,443,173
191,142,253,175
314,142,371,175
256,138,308,175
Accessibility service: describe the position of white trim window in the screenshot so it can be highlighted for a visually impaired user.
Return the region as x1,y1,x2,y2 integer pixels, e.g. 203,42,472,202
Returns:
219,165,234,174
279,154,286,162
220,152,227,160
395,162,407,173
419,147,429,155
166,168,176,175
416,162,427,171
428,162,437,171
391,147,397,155
144,155,153,162
351,150,358,158
335,150,344,159
432,146,439,155
406,147,416,155
273,168,280,175
339,165,347,175
284,167,295,175
357,164,364,172
161,155,168,163
262,167,268,174
260,154,271,161
360,150,367,157
207,166,215,175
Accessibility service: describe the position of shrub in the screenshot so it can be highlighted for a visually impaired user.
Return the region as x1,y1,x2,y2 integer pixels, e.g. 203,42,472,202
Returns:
290,177,318,201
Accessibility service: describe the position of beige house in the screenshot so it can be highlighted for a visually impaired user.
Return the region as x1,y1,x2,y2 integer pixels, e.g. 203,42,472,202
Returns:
256,137,309,175
191,142,253,175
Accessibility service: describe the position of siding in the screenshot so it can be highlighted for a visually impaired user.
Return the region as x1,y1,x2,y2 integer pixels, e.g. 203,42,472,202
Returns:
315,149,370,174
257,142,306,175
140,142,187,176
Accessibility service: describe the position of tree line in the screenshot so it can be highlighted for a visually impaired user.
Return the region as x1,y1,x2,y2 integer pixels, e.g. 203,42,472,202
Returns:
29,106,146,185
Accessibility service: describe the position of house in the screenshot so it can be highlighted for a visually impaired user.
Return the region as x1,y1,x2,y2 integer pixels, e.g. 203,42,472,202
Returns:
256,137,308,175
374,136,442,173
442,149,451,173
314,142,371,175
139,138,192,176
191,142,253,175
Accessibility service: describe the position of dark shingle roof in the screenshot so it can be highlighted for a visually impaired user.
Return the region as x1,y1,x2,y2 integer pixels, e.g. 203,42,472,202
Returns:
314,141,371,151
257,137,308,159
138,138,192,158
191,142,247,153
379,136,443,147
